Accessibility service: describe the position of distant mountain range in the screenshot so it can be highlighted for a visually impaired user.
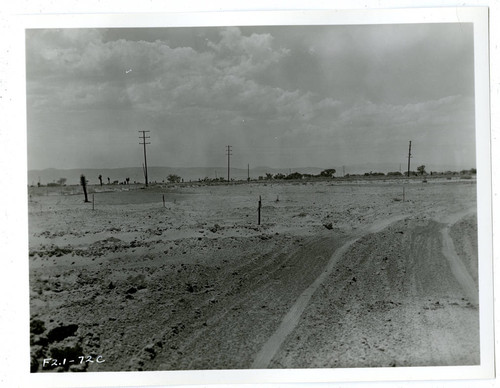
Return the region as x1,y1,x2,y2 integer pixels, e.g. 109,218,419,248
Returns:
28,163,474,186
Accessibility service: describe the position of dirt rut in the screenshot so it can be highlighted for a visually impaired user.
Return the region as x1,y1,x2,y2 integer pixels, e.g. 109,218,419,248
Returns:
269,212,479,368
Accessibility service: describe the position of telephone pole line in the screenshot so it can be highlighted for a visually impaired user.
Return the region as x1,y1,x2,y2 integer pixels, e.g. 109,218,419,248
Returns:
407,140,412,178
226,145,232,182
139,130,150,187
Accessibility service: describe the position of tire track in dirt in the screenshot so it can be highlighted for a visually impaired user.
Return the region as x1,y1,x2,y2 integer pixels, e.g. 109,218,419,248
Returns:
439,207,478,306
265,208,479,368
137,232,343,370
251,215,408,369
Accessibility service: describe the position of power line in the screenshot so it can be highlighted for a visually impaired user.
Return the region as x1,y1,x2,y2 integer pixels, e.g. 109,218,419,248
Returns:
139,130,151,187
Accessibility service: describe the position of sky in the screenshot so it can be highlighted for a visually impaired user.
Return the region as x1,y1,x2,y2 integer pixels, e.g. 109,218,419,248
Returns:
25,23,476,172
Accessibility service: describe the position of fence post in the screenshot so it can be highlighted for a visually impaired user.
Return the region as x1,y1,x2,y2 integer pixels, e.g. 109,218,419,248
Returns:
92,194,95,210
163,194,165,208
258,195,262,225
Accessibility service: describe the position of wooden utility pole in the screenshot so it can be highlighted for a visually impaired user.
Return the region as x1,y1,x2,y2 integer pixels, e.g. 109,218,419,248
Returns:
226,145,232,182
139,130,150,187
407,141,412,178
247,163,250,182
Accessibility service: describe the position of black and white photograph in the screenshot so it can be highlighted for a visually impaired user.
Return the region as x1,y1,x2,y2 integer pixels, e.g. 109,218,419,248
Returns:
7,4,495,387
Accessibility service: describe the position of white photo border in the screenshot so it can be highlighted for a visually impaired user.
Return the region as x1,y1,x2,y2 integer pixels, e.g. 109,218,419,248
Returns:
11,6,493,387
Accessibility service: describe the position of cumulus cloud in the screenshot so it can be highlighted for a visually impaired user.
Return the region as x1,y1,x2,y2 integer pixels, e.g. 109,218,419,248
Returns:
27,26,314,122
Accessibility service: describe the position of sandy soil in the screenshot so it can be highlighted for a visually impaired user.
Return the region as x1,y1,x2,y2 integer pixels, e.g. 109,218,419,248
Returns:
28,178,479,372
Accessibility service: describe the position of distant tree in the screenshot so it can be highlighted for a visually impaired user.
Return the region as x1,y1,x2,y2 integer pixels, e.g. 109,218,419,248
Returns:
80,174,90,203
167,174,182,183
107,177,110,184
417,165,426,175
387,171,403,176
285,172,303,180
98,174,103,186
126,177,130,185
461,168,477,175
57,178,67,186
274,173,286,180
265,173,273,180
320,169,336,178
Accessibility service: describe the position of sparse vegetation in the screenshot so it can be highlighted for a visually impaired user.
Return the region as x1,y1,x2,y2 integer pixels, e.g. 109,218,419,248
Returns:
285,172,303,180
319,169,336,178
167,174,182,183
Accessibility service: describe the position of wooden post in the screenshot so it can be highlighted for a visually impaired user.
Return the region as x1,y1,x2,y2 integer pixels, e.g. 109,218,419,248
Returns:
407,140,412,179
92,194,95,210
258,195,262,225
162,194,165,208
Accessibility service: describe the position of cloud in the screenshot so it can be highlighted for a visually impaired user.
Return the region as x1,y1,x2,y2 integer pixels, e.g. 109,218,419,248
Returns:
208,27,290,75
27,27,314,121
26,24,476,171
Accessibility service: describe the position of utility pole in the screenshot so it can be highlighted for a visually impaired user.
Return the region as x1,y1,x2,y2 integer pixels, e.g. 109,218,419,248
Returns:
226,145,232,182
139,130,150,187
247,163,250,182
342,165,345,177
407,140,412,178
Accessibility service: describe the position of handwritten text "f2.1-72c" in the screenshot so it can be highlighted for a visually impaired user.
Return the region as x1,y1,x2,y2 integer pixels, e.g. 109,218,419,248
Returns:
42,355,105,367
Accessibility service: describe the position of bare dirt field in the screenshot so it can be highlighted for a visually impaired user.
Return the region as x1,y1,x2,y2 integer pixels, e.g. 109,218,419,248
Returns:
28,178,479,372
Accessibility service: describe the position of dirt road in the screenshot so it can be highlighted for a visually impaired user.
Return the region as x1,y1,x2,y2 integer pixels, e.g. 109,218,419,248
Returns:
269,210,479,368
252,215,409,369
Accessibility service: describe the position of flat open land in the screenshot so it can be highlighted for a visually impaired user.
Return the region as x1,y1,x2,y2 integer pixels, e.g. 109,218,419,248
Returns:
28,178,479,372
